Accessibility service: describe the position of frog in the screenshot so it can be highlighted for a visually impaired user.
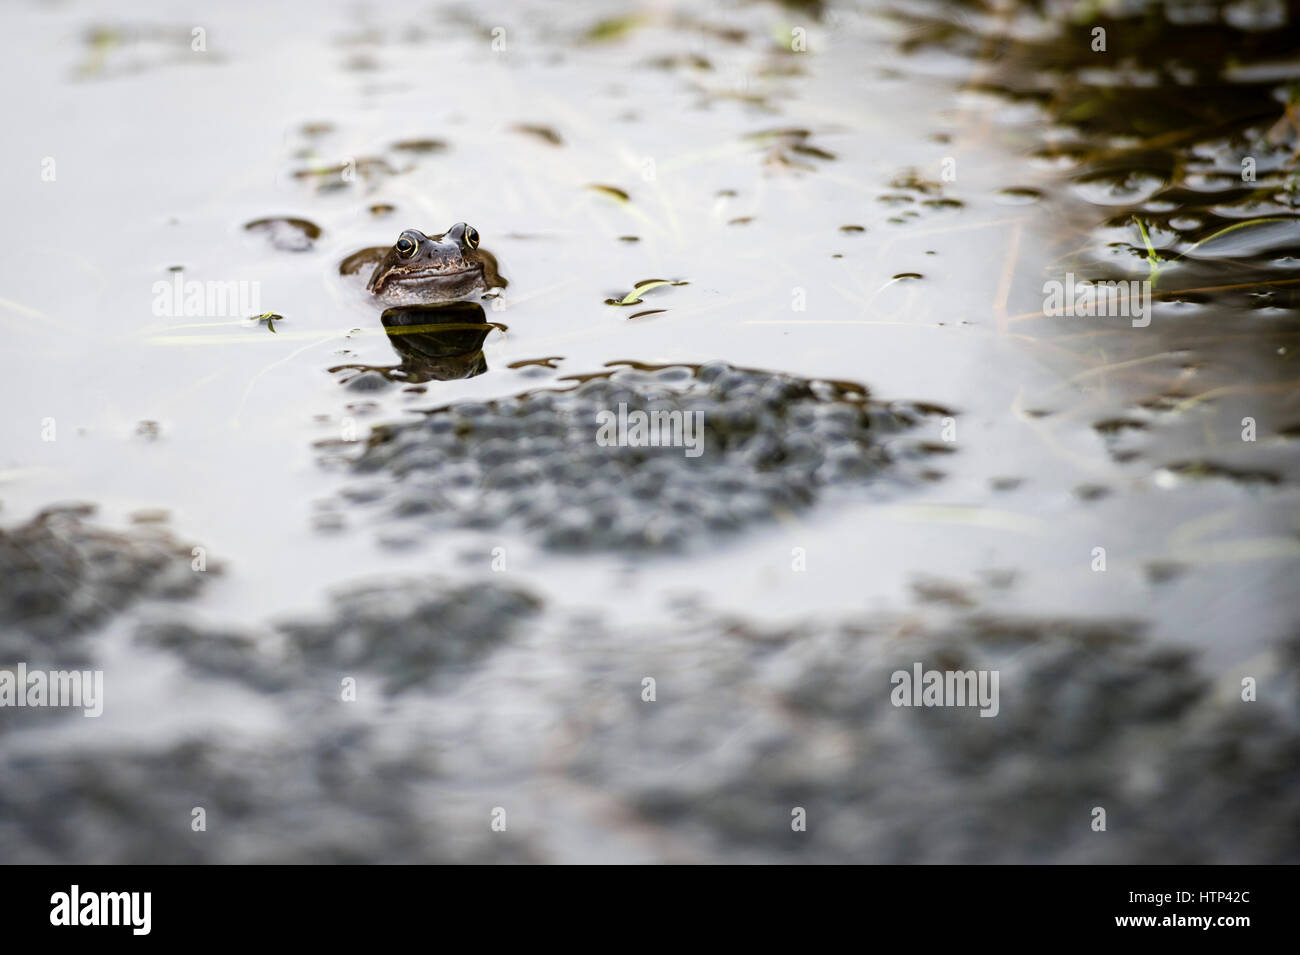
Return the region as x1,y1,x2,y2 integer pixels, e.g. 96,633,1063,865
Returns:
340,223,507,306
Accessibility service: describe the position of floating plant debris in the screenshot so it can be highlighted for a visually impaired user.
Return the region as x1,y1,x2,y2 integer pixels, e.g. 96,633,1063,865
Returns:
510,124,563,146
604,279,688,306
243,217,322,252
588,183,630,202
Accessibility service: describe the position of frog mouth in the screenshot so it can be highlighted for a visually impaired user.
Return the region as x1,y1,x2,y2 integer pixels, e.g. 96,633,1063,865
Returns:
382,265,479,283
377,265,488,291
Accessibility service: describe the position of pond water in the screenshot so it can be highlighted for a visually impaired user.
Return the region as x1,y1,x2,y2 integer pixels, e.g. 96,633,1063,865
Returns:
1,0,1298,862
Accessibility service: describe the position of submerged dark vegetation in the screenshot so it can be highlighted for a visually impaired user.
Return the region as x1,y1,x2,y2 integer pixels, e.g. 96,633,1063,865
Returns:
896,0,1300,472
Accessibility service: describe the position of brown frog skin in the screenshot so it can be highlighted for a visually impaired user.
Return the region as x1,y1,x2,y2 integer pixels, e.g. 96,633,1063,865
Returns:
364,224,506,306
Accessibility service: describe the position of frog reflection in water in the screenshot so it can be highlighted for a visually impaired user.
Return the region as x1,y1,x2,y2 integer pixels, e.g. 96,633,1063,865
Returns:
330,302,501,384
357,223,507,307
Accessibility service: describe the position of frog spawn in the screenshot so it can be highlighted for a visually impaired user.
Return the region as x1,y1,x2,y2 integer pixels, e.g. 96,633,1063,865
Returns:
325,362,956,553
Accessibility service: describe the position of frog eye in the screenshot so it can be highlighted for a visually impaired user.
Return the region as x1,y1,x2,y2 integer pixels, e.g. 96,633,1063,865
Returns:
463,226,480,250
395,233,419,258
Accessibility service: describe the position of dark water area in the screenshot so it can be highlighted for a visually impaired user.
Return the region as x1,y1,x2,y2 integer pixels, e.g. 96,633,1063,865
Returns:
1,0,1298,862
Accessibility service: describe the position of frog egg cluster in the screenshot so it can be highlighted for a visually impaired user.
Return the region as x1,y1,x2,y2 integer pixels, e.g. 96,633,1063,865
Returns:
339,362,954,553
